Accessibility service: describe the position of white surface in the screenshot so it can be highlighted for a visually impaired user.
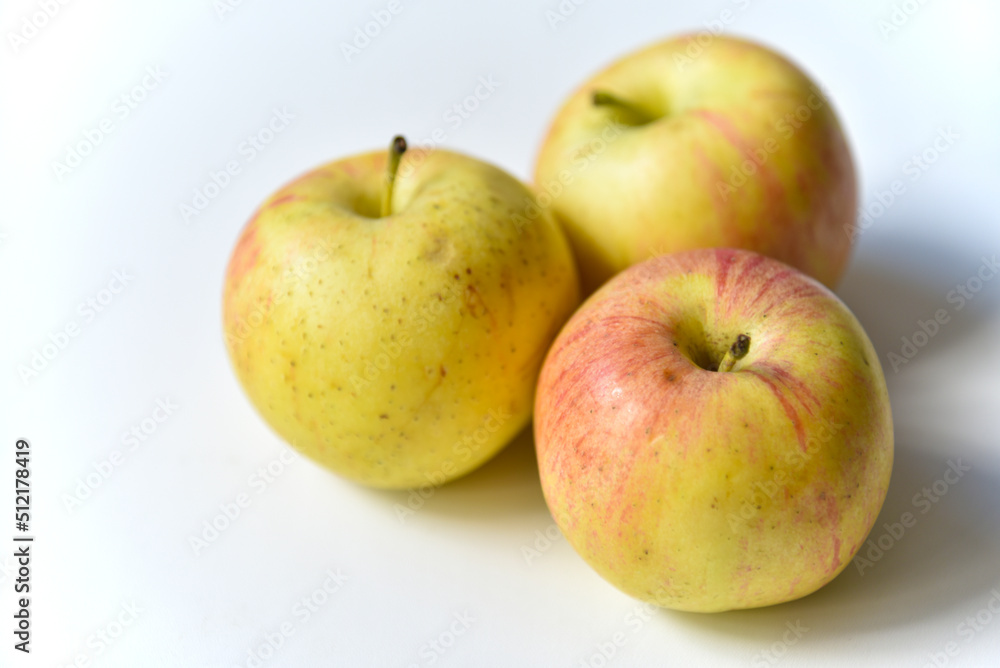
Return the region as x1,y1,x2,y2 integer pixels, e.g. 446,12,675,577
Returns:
2,0,1000,666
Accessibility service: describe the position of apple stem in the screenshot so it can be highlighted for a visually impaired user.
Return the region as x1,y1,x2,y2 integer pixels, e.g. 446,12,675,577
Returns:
381,135,408,217
717,334,751,373
592,90,653,123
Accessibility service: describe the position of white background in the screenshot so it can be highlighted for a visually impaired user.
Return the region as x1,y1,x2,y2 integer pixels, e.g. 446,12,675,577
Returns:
2,0,1000,666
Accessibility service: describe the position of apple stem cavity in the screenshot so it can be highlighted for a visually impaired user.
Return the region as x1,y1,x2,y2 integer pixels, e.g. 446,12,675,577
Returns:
717,334,751,373
381,135,408,217
592,90,654,124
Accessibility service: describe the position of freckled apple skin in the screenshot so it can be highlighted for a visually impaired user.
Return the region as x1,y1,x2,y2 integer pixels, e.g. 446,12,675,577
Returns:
223,147,579,489
534,34,857,294
534,249,892,612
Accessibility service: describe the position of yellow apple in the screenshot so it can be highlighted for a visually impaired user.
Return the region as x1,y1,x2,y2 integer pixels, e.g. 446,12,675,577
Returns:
224,138,580,489
535,34,857,294
534,248,892,611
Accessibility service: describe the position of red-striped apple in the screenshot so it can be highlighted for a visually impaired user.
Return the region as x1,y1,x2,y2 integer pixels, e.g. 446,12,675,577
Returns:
534,35,857,294
534,248,892,611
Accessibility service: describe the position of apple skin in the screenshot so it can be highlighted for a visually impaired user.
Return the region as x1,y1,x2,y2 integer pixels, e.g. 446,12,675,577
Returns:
534,34,857,294
534,248,892,612
223,146,579,489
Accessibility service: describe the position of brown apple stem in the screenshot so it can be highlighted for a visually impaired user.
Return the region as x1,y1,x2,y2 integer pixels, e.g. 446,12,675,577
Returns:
381,135,408,217
592,90,654,123
717,334,751,373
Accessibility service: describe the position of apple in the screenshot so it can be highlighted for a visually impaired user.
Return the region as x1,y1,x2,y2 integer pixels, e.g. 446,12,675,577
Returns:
534,248,892,612
534,34,857,294
223,137,580,489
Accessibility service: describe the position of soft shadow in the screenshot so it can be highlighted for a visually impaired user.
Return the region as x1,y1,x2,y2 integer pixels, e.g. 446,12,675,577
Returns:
368,426,550,523
670,234,1000,640
424,426,550,521
836,237,996,369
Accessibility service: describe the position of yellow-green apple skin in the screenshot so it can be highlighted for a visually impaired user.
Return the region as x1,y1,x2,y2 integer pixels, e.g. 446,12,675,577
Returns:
223,146,580,489
534,34,857,294
534,248,892,612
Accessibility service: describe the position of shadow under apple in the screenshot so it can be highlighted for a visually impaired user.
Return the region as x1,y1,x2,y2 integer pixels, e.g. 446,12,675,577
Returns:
366,426,551,525
836,236,997,375
357,232,1000,646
